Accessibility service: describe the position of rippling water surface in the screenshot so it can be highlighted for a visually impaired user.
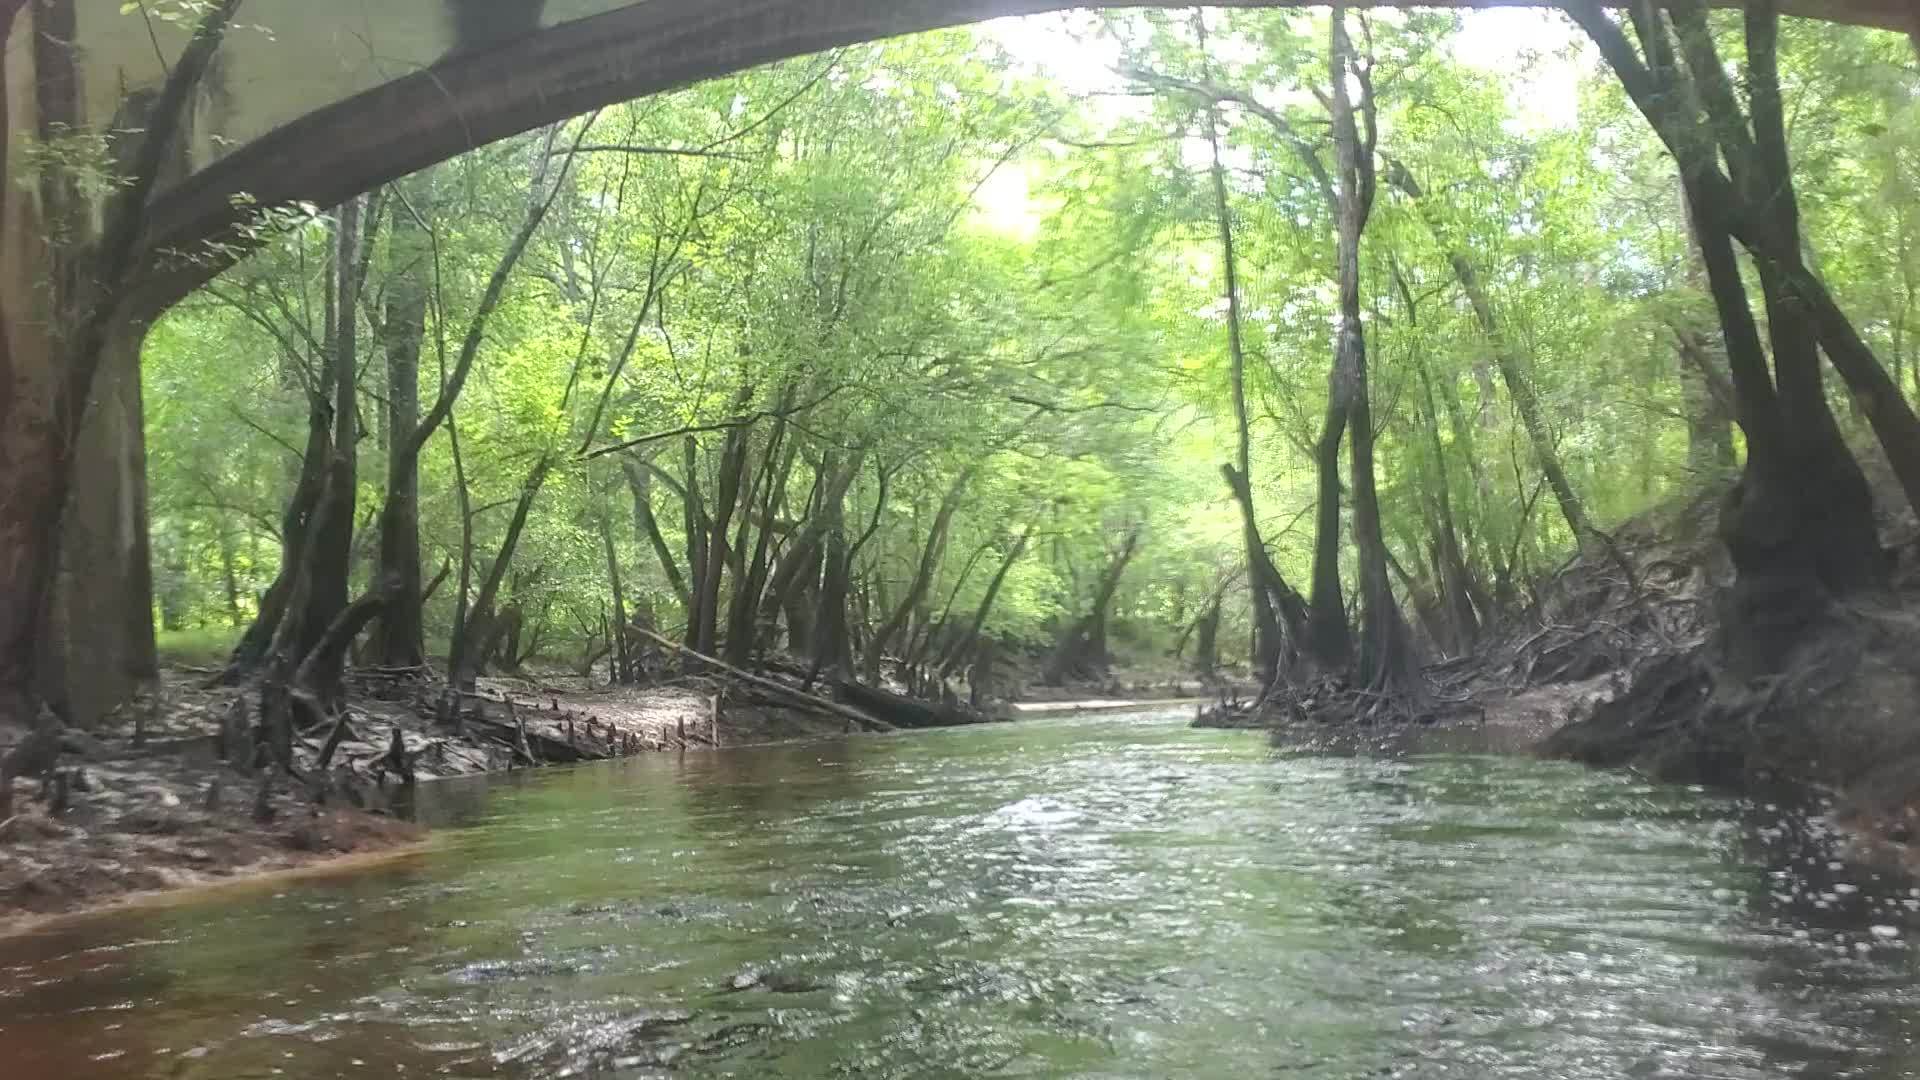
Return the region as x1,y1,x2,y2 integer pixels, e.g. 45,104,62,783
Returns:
3,708,1919,1078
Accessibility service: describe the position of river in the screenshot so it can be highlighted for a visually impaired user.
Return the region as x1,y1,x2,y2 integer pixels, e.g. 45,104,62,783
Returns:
2,707,1917,1078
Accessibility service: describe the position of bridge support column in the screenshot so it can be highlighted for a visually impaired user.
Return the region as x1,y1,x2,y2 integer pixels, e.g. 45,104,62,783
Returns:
1,1,155,730
37,322,158,729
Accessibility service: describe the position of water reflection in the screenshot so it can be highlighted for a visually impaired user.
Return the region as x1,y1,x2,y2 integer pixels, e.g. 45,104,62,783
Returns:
0,711,1916,1078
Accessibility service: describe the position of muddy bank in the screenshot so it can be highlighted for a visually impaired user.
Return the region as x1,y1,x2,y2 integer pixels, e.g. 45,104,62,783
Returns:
0,758,422,929
1200,467,1920,867
0,663,987,924
1535,468,1920,861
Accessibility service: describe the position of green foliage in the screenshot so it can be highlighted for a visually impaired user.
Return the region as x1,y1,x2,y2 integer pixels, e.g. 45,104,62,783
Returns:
142,14,1919,677
156,626,243,667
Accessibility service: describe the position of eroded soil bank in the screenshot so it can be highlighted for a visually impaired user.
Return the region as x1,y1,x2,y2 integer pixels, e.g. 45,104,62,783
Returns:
1202,464,1920,872
0,660,992,927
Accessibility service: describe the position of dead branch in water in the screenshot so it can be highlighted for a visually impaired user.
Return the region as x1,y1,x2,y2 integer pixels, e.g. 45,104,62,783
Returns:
628,628,894,732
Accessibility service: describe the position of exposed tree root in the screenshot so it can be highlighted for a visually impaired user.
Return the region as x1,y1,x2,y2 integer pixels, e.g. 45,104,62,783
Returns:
1200,466,1920,851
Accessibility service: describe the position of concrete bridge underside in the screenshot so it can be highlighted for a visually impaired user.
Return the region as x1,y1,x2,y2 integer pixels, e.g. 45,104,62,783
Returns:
135,1,1917,288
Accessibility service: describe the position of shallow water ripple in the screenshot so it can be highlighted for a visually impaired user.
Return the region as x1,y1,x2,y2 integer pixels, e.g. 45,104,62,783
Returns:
1,710,1917,1078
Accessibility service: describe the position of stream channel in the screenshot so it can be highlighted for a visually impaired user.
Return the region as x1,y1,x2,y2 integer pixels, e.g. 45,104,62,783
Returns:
2,705,1918,1078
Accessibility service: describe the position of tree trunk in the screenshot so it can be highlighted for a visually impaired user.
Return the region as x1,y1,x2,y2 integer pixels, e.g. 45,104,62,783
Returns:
1330,8,1421,698
37,317,161,728
937,522,1033,681
226,198,367,685
1733,5,1920,524
219,521,244,627
1391,268,1485,650
1043,525,1142,686
294,586,388,711
1305,375,1353,671
1674,179,1737,480
0,0,238,727
622,456,690,607
601,498,631,684
864,468,973,682
810,522,854,686
781,547,821,655
679,438,710,645
808,461,884,687
1220,464,1311,657
1569,0,1887,671
220,375,333,680
766,450,865,620
370,180,430,668
299,196,364,663
1193,593,1222,678
1676,327,1737,477
449,456,553,689
691,391,752,656
725,403,798,665
1196,10,1287,686
1390,163,1600,553
1418,420,1479,653
1431,344,1504,598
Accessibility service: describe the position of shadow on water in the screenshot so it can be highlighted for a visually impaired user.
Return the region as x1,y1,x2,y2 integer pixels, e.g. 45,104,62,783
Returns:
2,708,1918,1078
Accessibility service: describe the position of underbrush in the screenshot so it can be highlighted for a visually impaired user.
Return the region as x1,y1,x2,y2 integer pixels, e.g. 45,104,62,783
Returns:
155,625,242,667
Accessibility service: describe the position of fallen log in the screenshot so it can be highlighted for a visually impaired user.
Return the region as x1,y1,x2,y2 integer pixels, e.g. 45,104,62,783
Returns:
631,629,895,732
830,678,993,729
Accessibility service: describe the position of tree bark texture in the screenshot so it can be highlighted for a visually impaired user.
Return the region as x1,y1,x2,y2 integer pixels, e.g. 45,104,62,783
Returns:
1330,8,1422,698
371,179,431,668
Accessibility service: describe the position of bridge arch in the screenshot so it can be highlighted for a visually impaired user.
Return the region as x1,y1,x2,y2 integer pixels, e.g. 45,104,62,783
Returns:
134,0,1915,286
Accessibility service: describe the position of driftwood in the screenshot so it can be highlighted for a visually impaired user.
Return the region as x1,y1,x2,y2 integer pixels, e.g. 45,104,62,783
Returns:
630,628,896,732
456,704,589,763
831,678,992,729
506,698,536,766
675,640,990,729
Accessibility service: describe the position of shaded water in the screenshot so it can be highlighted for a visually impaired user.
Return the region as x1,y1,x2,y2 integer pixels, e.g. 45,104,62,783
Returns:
3,708,1919,1078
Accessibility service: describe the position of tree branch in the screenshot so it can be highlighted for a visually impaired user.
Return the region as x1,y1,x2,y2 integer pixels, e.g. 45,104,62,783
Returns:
409,115,599,459
555,144,747,159
1121,65,1337,212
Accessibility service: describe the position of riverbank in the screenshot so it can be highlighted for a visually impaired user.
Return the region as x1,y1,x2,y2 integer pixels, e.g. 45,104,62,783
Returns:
1002,696,1212,717
1200,461,1920,869
0,660,997,924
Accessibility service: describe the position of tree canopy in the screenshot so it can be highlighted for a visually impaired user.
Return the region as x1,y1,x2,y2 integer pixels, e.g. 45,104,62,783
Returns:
123,6,1918,711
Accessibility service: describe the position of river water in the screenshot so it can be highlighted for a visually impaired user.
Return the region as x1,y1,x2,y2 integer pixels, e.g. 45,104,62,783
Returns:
3,707,1919,1078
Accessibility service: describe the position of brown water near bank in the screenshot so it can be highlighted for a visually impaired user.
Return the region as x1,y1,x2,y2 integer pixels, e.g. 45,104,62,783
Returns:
0,668,869,923
0,842,434,939
0,660,1061,927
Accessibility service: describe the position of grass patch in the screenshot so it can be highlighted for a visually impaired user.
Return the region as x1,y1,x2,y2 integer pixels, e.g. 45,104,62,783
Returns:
156,626,241,667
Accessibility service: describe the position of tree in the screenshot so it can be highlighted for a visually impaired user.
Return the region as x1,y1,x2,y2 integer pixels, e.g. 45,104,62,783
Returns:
1563,0,1917,669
